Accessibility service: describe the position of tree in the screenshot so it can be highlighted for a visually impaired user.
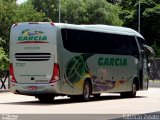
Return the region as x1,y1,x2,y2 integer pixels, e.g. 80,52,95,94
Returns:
151,42,160,58
0,0,47,54
0,0,48,71
31,0,122,25
106,0,121,4
0,47,9,72
143,4,160,45
119,0,160,57
30,0,59,21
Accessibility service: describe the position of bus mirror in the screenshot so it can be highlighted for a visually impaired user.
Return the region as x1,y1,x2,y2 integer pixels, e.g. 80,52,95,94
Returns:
143,45,155,59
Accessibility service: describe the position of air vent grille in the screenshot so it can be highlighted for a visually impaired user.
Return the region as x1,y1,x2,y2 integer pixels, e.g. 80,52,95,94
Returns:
15,53,51,61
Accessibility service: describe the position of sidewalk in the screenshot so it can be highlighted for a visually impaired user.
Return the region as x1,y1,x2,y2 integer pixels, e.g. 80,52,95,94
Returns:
0,89,10,93
0,77,10,93
149,80,160,88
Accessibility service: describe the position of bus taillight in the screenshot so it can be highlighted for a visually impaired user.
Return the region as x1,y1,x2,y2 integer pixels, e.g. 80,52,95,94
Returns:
9,63,17,83
50,63,60,83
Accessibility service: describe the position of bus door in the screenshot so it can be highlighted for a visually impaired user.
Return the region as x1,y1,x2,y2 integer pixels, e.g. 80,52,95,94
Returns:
142,45,155,89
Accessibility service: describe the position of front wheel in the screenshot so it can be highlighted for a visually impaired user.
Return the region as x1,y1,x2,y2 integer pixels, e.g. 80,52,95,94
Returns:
120,82,137,98
128,82,137,97
82,81,92,102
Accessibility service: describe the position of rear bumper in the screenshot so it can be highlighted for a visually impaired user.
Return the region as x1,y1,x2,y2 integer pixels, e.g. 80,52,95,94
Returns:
10,81,62,96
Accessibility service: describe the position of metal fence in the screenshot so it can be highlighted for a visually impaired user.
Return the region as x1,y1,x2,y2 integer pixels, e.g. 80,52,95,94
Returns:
149,58,160,80
0,71,9,90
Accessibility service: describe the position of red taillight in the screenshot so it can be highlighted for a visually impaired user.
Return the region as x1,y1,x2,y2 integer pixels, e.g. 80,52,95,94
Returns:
9,63,17,83
50,63,60,83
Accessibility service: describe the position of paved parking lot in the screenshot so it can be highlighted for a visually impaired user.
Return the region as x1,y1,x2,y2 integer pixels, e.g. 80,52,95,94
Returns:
0,81,160,120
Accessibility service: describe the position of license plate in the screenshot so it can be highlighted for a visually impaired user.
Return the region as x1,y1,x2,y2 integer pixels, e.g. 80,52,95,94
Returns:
28,86,37,90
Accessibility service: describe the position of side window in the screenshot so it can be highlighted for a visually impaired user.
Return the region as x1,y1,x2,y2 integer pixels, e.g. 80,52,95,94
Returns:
137,37,152,60
93,32,114,54
61,29,93,53
61,28,139,56
137,37,146,49
93,33,128,55
126,36,139,56
61,29,73,51
112,34,127,55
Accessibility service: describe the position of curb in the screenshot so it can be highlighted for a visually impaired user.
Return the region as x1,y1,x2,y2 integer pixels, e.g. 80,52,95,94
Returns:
0,89,10,93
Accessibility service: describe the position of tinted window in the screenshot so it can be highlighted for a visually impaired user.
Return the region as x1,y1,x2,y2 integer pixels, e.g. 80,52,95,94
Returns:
137,37,146,49
61,29,139,56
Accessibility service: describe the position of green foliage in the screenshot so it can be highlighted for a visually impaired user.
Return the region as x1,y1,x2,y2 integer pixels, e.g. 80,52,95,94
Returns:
30,0,59,21
31,0,122,25
106,0,121,4
0,0,48,71
119,0,160,57
151,42,160,58
0,46,9,72
142,4,160,45
0,0,48,54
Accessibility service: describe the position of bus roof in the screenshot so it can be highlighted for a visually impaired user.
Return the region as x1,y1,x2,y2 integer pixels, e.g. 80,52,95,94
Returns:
54,23,144,39
13,22,144,39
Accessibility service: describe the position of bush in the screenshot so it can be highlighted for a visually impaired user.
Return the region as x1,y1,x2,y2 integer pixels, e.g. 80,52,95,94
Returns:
0,47,9,72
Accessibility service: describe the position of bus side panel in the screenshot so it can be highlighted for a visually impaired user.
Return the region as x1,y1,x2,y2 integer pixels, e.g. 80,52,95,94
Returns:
60,52,139,95
61,50,87,95
87,55,138,93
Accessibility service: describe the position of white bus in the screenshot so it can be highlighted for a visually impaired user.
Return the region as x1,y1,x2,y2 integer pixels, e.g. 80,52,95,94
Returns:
10,22,154,102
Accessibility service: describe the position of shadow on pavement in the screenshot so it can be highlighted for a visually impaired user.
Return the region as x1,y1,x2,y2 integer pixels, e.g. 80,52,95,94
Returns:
0,95,146,106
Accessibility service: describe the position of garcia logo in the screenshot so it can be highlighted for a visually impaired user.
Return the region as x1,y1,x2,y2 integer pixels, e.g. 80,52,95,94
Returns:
98,57,127,66
17,29,48,43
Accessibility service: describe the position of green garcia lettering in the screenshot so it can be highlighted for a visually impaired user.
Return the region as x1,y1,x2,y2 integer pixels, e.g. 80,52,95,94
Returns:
18,36,47,41
98,57,127,66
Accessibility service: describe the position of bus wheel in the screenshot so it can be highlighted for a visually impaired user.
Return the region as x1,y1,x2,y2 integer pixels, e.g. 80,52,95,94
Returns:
82,81,91,102
37,95,55,103
128,81,137,97
120,82,137,98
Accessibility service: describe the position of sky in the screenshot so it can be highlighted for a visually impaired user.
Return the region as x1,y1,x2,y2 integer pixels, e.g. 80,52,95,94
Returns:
17,0,28,4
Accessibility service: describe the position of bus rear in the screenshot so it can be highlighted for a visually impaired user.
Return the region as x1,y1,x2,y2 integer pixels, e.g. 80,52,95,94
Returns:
9,22,61,96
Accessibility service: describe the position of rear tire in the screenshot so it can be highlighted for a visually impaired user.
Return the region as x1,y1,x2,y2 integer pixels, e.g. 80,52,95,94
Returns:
82,81,91,102
120,81,137,98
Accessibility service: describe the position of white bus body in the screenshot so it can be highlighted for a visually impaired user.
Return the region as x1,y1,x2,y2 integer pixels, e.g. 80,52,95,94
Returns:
10,22,154,102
